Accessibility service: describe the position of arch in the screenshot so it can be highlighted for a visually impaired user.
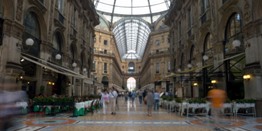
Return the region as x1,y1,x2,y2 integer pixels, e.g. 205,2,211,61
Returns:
52,31,63,51
203,33,212,53
24,6,48,42
80,50,87,67
95,13,110,31
128,62,135,72
127,77,136,91
70,42,78,61
224,12,243,53
154,14,168,30
217,6,242,41
23,11,41,57
102,76,109,88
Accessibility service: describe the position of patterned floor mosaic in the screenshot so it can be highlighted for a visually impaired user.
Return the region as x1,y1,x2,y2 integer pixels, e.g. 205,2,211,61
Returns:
5,98,262,131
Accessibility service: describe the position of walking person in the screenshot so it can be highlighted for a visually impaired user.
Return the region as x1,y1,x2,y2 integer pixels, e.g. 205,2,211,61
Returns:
145,89,154,116
153,90,160,111
109,87,118,115
208,88,226,129
101,89,109,114
138,90,143,105
131,91,136,107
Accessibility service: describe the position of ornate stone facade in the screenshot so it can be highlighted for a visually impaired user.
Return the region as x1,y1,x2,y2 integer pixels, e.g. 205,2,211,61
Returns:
165,0,262,100
0,0,99,97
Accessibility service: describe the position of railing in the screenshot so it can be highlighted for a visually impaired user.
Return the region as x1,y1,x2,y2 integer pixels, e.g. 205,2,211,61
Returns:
93,50,115,57
58,11,64,24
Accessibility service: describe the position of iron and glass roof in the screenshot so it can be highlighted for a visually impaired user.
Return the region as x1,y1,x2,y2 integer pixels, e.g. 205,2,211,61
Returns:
113,18,151,59
93,0,171,60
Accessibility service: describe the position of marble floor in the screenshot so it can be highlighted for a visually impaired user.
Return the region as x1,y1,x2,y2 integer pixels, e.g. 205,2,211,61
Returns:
6,98,262,131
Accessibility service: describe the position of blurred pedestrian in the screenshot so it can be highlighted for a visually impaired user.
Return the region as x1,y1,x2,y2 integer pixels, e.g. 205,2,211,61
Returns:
109,87,118,115
145,89,154,116
208,88,226,128
100,89,109,114
154,90,160,111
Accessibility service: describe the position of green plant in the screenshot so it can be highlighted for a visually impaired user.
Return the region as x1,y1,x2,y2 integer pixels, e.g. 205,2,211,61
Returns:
175,98,183,103
188,98,206,104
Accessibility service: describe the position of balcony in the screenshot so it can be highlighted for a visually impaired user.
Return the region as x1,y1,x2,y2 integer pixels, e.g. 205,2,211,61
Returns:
93,50,115,57
54,9,65,29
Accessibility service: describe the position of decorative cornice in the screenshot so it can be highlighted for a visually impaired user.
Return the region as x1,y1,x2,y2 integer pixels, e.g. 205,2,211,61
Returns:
28,0,47,13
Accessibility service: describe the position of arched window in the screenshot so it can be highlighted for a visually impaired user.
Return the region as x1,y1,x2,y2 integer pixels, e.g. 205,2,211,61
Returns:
203,33,212,52
225,13,242,53
53,32,62,51
52,32,63,63
23,12,41,57
128,62,135,73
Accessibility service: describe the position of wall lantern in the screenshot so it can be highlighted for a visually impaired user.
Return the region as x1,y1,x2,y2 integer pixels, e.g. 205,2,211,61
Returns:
72,62,77,67
25,38,34,46
55,54,62,60
193,83,198,86
187,64,192,68
203,55,209,61
243,74,251,80
211,80,217,84
232,39,241,48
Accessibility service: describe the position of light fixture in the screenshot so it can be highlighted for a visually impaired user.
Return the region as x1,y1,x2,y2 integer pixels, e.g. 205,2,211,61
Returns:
211,80,217,84
52,82,55,85
25,38,34,46
243,74,251,80
187,64,192,68
20,76,23,79
83,68,87,72
232,39,241,48
72,62,77,67
193,83,198,86
55,54,62,60
203,55,209,61
48,81,52,85
177,68,181,72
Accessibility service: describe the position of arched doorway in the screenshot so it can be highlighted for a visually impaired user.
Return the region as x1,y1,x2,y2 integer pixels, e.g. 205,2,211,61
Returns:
102,76,109,88
224,13,245,100
128,62,135,73
127,77,136,91
21,11,41,98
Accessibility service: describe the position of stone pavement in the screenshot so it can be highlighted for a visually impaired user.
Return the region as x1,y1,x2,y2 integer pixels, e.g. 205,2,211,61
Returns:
7,98,262,131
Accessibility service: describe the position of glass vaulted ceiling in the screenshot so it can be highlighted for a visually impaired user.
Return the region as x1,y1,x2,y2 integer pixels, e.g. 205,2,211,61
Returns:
113,18,151,59
94,0,171,60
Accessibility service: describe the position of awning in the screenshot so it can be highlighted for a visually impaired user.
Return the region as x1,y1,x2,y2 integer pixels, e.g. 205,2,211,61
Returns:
164,64,213,78
21,54,87,79
84,78,93,84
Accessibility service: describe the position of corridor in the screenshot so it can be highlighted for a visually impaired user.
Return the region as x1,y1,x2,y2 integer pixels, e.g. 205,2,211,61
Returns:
8,98,262,131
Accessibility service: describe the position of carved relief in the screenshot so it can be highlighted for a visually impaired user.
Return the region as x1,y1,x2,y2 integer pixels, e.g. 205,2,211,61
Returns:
243,0,251,23
253,0,262,20
16,0,23,21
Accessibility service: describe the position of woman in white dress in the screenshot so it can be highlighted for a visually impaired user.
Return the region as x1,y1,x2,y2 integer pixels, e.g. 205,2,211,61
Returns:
100,89,109,114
